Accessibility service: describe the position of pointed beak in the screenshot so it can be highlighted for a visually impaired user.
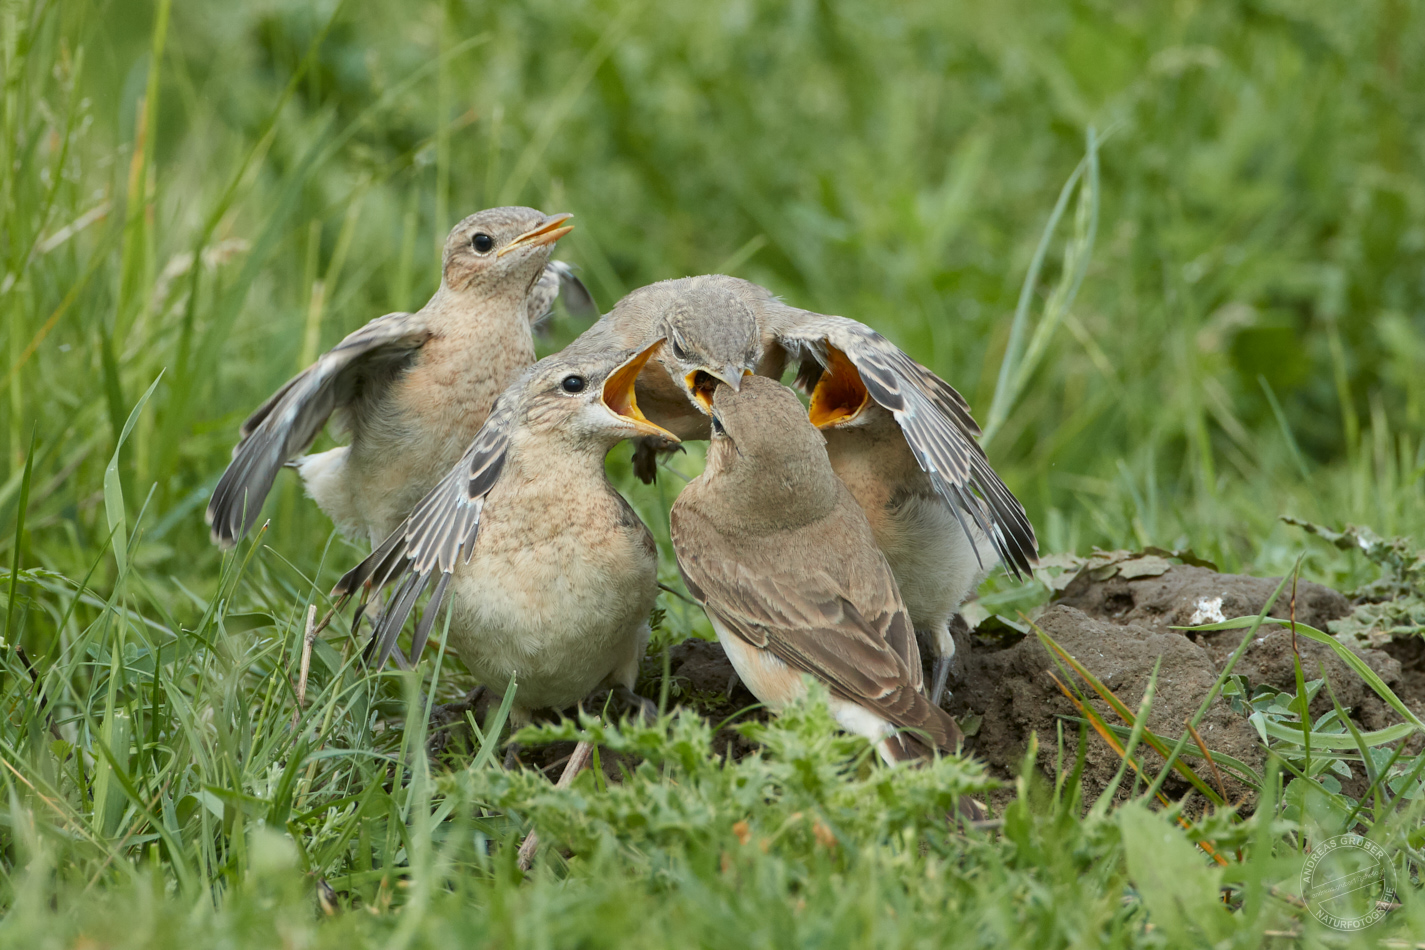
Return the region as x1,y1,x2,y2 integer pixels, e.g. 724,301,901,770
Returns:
684,366,753,413
497,212,574,257
602,340,681,442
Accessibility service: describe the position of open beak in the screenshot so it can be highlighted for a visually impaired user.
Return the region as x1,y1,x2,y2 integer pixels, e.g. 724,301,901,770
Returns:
497,212,574,257
603,340,681,441
685,366,753,414
807,346,871,428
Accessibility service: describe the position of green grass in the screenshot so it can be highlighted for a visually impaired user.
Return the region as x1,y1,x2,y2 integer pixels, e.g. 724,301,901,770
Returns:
2,0,1424,945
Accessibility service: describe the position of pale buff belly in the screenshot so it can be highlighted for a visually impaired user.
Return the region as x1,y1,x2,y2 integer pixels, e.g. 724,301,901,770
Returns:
298,420,482,547
443,520,656,713
826,435,992,636
301,320,534,545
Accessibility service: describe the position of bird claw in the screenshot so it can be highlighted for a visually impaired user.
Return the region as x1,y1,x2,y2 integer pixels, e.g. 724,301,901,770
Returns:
612,685,659,724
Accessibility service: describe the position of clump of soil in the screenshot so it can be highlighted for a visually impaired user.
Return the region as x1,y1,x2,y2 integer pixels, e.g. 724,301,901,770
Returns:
1057,565,1417,722
948,565,1425,804
1055,564,1349,635
946,603,1265,806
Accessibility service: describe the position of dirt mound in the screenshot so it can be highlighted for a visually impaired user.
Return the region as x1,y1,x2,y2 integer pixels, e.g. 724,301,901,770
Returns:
950,565,1424,803
1055,563,1349,635
1056,564,1414,724
947,604,1264,805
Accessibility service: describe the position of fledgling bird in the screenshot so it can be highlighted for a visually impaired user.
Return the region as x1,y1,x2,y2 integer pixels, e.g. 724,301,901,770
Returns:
816,404,997,706
331,339,677,725
671,376,965,764
590,274,1035,696
206,206,590,548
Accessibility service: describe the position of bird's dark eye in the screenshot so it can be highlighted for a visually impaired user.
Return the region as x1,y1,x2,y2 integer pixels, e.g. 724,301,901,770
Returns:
670,340,688,361
560,375,586,394
472,233,495,253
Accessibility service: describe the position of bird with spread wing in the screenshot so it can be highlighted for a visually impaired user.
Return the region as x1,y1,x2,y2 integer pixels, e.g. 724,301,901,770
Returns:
574,274,1036,701
206,206,594,549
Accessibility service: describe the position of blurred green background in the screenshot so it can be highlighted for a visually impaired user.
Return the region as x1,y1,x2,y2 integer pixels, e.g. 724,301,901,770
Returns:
3,0,1423,623
4,2,1425,943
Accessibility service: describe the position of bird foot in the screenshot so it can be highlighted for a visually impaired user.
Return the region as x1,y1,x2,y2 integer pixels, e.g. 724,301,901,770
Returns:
425,686,488,759
611,684,659,724
632,439,660,484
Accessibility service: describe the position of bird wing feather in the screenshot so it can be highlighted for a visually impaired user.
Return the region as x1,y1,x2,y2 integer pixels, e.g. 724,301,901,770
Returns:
206,311,430,546
672,509,958,754
774,312,1038,577
330,391,516,667
527,261,598,330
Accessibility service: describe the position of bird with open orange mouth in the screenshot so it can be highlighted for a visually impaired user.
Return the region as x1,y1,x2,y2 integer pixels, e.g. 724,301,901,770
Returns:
334,340,677,721
671,376,976,774
580,273,1036,703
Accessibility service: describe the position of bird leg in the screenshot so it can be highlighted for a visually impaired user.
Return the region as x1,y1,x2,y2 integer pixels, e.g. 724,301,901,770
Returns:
924,621,959,707
293,604,319,728
611,684,659,723
502,742,523,770
725,670,742,702
517,739,595,871
929,655,953,709
426,685,488,759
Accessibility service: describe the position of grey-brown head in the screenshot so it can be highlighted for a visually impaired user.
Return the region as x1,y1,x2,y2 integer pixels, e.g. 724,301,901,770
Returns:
701,375,841,531
513,340,682,450
441,206,573,296
615,275,762,413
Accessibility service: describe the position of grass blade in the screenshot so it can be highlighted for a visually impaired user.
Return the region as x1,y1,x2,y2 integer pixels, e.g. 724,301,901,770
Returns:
1031,617,1226,807
2,428,34,688
1177,616,1425,734
103,373,163,580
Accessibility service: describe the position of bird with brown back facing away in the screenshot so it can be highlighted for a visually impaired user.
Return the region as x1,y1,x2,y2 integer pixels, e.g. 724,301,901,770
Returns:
330,338,677,728
206,207,593,549
670,375,970,769
587,274,1035,702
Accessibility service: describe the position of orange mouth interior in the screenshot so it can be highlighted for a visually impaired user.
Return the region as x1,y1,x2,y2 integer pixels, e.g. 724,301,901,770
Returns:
604,341,680,441
686,370,719,413
807,347,870,428
498,213,574,257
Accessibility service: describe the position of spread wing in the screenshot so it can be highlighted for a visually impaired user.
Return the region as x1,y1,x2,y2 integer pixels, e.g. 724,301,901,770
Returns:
330,392,517,667
527,261,598,331
671,507,958,756
206,311,430,546
775,312,1037,578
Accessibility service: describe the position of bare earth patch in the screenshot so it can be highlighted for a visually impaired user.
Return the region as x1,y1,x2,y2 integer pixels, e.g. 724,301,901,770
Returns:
947,565,1425,805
